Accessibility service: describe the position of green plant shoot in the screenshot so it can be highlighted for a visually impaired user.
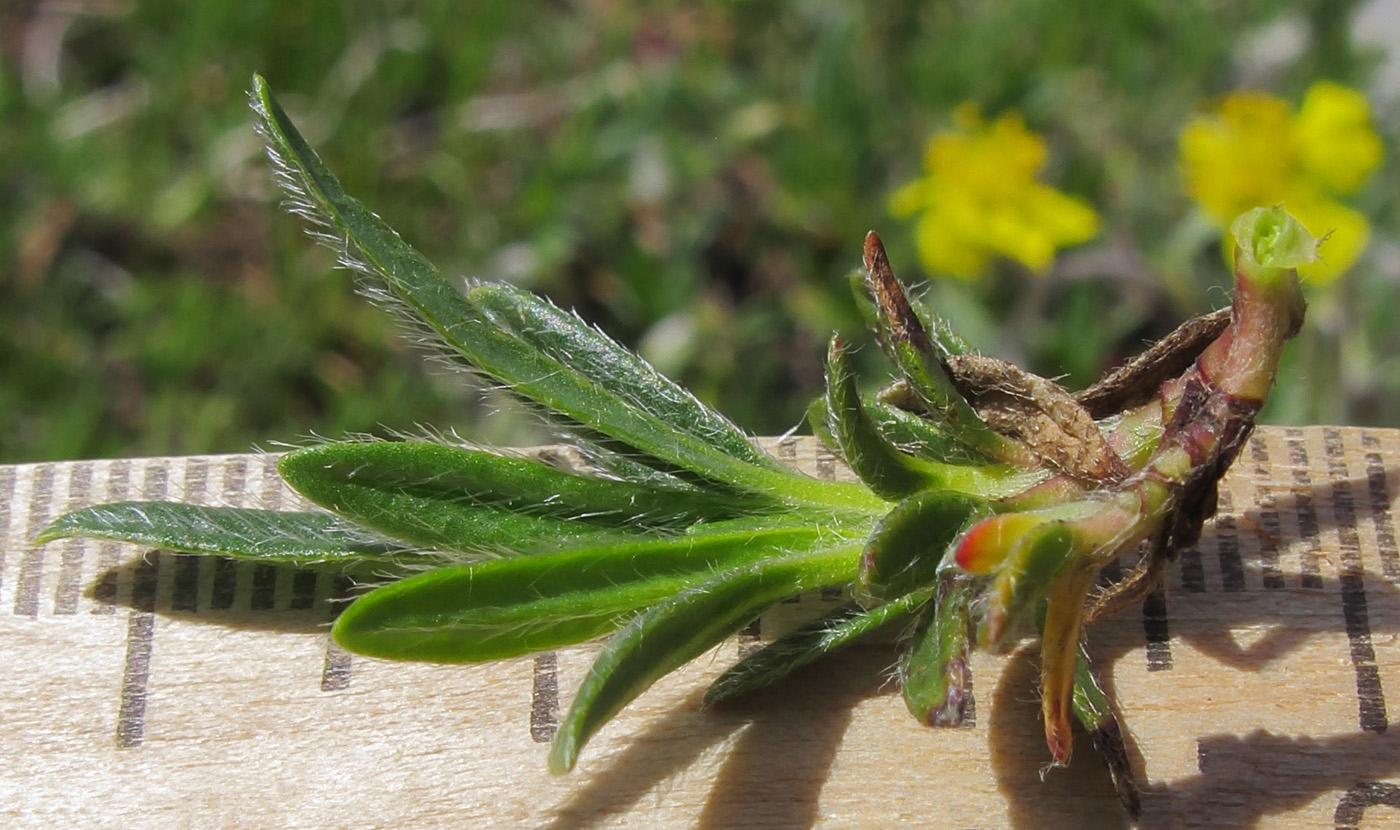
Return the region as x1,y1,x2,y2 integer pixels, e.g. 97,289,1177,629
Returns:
36,77,1316,820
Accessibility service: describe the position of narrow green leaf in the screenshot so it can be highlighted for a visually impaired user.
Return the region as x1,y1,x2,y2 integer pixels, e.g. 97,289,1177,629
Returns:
250,76,882,515
467,283,782,473
286,481,635,555
907,290,974,359
279,440,764,534
825,334,938,500
704,588,931,706
854,490,987,606
1073,645,1140,817
888,333,1027,463
37,502,396,564
279,448,639,555
429,290,806,500
849,267,883,345
559,429,710,489
813,392,1025,495
806,396,837,452
826,344,1038,500
901,574,975,726
864,399,991,466
1072,644,1113,731
332,521,831,663
548,544,861,773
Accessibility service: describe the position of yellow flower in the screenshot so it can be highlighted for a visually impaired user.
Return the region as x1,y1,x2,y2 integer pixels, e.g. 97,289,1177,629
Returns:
889,103,1099,281
1179,82,1382,283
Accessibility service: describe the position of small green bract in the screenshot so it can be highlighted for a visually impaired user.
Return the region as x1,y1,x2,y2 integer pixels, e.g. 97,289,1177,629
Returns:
39,77,1316,819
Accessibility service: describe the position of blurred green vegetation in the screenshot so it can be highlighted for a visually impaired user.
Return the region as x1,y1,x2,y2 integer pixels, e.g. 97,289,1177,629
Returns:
3,0,1398,463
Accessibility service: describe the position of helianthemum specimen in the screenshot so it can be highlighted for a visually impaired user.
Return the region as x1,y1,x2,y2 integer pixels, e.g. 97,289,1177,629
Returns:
39,77,1317,819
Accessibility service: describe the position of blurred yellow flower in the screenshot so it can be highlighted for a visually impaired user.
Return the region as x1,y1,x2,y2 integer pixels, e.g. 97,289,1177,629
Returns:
889,103,1098,280
1179,81,1382,283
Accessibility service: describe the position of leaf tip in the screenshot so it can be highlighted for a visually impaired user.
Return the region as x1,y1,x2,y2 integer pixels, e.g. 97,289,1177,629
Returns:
31,522,65,545
862,230,885,272
248,73,275,120
329,593,383,655
274,443,327,484
31,511,90,546
547,732,578,775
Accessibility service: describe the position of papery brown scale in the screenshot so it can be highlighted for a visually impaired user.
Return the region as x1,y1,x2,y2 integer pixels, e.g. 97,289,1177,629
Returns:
1074,308,1231,418
947,353,1129,484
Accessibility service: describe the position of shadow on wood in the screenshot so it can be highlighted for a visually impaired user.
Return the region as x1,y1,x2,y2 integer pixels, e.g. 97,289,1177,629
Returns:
544,646,895,830
85,549,359,632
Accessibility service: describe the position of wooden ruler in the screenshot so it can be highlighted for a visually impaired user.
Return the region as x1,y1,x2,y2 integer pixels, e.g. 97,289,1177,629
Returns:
2,426,1399,828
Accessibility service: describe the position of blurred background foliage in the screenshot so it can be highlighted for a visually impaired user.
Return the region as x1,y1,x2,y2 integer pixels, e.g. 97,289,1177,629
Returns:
4,0,1400,462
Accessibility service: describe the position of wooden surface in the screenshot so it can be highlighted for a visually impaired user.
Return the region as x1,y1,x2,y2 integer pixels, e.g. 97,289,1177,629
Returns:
2,426,1400,828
